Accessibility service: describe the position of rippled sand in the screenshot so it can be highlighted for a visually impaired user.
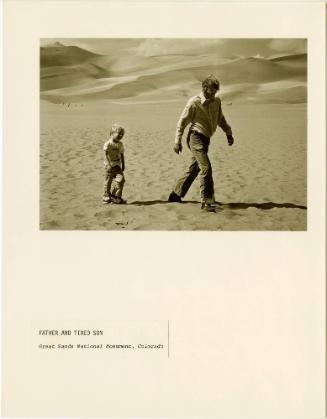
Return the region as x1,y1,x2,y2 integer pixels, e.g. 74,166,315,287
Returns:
40,100,306,230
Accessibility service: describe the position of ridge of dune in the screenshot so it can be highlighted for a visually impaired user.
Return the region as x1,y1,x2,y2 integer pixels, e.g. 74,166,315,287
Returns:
40,62,112,91
270,53,307,63
45,41,66,48
40,44,100,67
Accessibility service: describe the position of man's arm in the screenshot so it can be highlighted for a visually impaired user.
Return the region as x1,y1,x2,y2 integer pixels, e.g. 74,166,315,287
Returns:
174,98,196,153
217,101,234,146
218,113,232,135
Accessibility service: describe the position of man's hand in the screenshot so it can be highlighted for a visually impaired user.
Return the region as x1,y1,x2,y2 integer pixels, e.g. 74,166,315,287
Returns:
227,134,234,146
174,143,183,154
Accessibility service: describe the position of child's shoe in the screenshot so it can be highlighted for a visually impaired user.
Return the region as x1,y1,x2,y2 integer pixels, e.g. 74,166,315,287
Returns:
102,196,111,204
111,195,127,205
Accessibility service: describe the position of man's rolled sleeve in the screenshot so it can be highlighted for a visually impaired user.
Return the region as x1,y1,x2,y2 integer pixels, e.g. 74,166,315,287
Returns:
174,99,195,145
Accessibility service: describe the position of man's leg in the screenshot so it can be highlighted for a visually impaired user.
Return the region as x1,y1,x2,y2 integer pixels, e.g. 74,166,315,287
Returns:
171,157,200,200
192,149,215,204
188,132,215,206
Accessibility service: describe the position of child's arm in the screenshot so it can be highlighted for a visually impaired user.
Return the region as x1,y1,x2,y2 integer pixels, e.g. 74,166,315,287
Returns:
121,153,125,172
104,151,111,167
103,140,112,167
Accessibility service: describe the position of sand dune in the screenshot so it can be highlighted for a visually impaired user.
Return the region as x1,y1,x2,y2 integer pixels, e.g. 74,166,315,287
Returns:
217,57,306,84
40,54,231,93
41,63,112,91
255,86,306,104
40,44,99,67
270,53,307,65
41,45,230,91
219,82,306,104
40,44,307,105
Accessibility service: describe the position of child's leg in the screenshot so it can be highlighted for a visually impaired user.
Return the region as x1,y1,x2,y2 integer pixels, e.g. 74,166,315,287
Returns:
103,168,114,200
111,172,125,198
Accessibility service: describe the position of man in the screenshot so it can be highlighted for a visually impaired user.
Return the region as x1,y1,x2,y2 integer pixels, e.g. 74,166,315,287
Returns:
168,75,234,212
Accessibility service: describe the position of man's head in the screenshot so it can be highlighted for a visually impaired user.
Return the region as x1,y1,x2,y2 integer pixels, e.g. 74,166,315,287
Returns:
110,124,125,142
202,75,219,100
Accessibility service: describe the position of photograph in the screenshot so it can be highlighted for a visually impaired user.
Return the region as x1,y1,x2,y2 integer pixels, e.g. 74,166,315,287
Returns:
40,38,307,231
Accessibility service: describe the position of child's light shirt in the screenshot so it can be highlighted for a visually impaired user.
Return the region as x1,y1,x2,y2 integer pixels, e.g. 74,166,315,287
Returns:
103,138,125,168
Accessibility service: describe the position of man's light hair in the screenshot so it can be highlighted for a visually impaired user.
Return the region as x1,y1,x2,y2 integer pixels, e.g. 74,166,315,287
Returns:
202,75,220,90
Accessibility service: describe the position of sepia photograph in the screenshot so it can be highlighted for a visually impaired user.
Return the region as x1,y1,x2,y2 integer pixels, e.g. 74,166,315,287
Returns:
40,38,307,231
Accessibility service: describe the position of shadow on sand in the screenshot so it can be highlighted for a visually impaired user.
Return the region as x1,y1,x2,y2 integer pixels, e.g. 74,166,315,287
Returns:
225,202,307,210
129,200,307,210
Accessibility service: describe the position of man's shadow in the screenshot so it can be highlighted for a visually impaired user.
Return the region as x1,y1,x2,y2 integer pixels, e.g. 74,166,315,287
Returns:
225,202,307,210
129,200,307,210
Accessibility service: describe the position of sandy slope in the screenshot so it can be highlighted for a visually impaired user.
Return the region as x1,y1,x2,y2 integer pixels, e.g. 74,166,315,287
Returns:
40,100,307,230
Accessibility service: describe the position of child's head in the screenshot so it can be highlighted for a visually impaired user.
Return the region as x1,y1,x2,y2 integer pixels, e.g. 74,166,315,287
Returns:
110,124,125,142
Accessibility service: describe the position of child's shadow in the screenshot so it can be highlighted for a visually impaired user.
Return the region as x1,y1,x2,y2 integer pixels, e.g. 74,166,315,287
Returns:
129,200,177,206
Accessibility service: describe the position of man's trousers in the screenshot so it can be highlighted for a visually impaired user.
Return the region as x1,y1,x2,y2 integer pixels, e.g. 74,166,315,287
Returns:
173,131,215,204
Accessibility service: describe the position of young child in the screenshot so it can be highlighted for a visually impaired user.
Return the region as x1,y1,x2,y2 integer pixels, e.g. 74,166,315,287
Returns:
102,124,126,204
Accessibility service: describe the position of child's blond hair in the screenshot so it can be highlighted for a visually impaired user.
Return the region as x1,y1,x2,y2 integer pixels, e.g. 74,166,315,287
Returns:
110,123,125,137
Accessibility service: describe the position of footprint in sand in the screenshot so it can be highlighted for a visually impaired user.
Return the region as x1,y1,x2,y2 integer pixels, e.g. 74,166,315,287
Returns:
94,209,113,219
